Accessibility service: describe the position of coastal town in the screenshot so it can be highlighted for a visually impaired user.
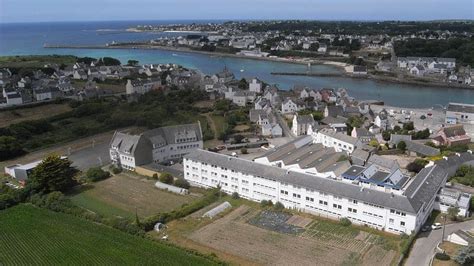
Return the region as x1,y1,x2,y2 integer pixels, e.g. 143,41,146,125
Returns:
1,50,474,265
1,14,474,266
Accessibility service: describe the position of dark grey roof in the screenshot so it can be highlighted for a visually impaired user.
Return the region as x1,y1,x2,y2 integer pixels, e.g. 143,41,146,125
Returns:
110,132,144,154
296,114,315,124
447,103,474,114
405,140,440,157
321,116,347,125
390,134,412,144
326,105,344,117
367,154,399,171
351,149,370,166
142,123,203,146
185,149,447,214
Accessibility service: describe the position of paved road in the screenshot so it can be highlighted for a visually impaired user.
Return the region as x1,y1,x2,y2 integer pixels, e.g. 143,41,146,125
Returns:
406,220,474,266
274,111,295,138
68,141,111,171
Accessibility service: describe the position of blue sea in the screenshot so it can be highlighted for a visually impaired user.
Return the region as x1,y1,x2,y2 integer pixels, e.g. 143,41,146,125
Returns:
1,20,473,107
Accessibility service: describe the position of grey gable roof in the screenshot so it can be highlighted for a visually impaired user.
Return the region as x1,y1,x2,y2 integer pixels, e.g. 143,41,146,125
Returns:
185,149,446,214
142,123,203,146
110,131,145,155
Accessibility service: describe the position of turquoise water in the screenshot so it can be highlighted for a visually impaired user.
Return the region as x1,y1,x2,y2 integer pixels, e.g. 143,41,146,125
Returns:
1,21,473,107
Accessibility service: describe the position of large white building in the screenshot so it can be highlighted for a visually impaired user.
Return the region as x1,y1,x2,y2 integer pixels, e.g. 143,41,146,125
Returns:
110,123,203,170
311,128,360,154
184,149,447,235
445,102,474,125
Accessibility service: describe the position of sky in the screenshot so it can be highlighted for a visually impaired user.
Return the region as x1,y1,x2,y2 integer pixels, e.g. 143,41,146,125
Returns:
1,0,473,23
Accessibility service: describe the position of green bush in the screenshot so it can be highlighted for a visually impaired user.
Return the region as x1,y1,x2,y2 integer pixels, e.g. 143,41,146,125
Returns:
273,202,284,211
159,172,174,184
174,179,190,189
339,217,352,226
435,252,450,261
240,148,248,154
85,167,111,182
260,200,273,208
109,165,122,174
231,192,240,199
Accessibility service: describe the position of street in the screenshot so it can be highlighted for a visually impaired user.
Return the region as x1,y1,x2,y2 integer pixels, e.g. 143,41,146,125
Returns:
406,220,474,266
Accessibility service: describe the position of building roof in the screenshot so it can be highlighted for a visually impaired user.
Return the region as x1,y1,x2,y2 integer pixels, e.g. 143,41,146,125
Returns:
367,154,399,171
110,132,145,155
142,123,203,146
296,114,315,124
319,128,358,145
185,149,447,214
405,140,440,157
447,103,474,114
440,124,467,138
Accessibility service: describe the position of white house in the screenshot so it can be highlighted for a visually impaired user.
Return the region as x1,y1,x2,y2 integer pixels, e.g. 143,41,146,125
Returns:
184,149,448,235
445,102,474,125
447,230,473,246
374,109,389,130
110,123,203,170
292,114,315,136
312,128,359,154
281,98,305,114
434,187,471,217
249,78,263,93
126,79,161,95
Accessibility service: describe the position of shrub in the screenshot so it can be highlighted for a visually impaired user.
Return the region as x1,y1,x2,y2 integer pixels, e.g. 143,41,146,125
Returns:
174,178,190,189
260,200,273,208
109,165,122,174
435,252,450,261
85,167,111,182
273,201,285,211
152,173,158,180
340,217,352,226
159,172,174,184
240,148,248,154
397,141,407,151
231,192,240,199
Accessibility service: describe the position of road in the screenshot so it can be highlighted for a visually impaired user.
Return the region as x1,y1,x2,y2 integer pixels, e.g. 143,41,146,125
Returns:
273,110,295,138
69,140,111,170
406,219,474,266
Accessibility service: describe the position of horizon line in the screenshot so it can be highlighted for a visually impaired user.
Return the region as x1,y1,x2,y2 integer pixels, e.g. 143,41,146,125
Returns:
1,18,473,24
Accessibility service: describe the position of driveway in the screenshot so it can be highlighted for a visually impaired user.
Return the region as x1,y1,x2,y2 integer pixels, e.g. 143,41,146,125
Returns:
406,219,474,266
69,140,111,171
273,110,295,138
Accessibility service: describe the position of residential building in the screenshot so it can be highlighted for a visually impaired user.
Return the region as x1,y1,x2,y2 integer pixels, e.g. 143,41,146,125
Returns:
110,123,203,170
445,103,474,125
351,128,375,143
248,78,263,93
312,128,359,154
292,114,316,136
435,187,471,217
184,149,448,235
281,98,305,114
432,125,471,147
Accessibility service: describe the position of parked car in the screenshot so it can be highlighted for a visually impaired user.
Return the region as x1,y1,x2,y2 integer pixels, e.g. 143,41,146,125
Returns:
431,223,442,230
421,225,431,232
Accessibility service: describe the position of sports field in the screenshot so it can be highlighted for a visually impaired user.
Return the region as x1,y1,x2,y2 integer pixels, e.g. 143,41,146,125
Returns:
0,204,216,265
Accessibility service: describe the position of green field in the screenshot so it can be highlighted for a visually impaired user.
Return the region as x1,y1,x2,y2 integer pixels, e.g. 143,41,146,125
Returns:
0,55,77,68
0,204,217,265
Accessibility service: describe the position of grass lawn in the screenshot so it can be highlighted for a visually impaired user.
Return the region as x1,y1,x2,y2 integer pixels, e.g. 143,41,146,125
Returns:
433,242,462,266
0,103,72,128
0,204,217,265
0,55,77,68
210,115,226,137
70,173,200,218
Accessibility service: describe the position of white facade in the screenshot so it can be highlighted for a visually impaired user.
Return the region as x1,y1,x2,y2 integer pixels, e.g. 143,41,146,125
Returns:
312,128,357,154
183,150,446,235
281,99,304,114
249,78,262,93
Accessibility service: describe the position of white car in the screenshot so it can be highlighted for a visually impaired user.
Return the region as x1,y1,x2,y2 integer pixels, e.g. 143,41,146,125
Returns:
431,223,442,230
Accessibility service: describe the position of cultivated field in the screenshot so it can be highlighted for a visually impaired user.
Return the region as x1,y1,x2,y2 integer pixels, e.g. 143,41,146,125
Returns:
0,204,216,265
70,172,200,218
171,205,400,266
0,103,72,128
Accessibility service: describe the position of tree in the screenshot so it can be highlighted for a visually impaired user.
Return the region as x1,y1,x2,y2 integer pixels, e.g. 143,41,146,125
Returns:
238,78,248,90
159,172,173,184
454,243,474,265
174,178,190,189
397,141,407,151
406,159,428,173
233,134,245,144
27,155,77,193
309,43,319,51
127,60,139,66
0,136,24,161
403,122,414,131
382,131,391,141
232,192,240,199
447,207,460,221
240,148,248,154
273,201,284,211
369,139,379,148
85,167,110,182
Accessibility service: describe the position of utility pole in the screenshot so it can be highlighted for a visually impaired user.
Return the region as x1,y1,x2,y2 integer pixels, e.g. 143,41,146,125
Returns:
441,214,447,243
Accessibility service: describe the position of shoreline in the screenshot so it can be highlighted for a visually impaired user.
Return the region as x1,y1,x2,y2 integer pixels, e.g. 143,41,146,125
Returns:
43,44,473,90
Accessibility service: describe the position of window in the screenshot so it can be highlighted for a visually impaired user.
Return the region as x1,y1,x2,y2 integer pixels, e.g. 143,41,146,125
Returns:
400,221,405,227
389,218,394,224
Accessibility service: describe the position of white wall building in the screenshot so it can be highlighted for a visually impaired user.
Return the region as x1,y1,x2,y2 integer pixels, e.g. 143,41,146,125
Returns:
445,102,474,125
184,149,447,235
312,128,359,154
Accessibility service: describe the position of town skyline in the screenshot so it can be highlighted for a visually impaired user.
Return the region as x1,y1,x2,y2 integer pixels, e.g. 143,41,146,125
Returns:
1,0,473,23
